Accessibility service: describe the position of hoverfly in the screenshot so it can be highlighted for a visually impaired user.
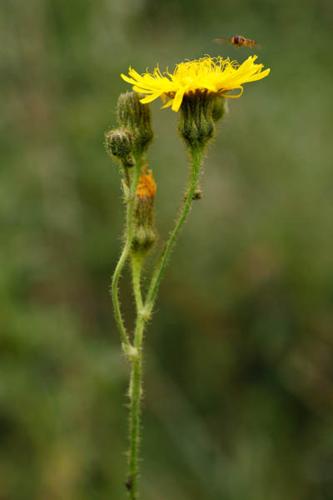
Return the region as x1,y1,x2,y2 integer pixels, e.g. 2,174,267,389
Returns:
213,35,259,49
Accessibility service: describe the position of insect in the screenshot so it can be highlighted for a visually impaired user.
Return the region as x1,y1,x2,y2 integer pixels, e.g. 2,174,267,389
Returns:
214,35,259,49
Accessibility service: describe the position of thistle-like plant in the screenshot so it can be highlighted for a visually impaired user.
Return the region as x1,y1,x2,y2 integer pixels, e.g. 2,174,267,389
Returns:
105,54,270,499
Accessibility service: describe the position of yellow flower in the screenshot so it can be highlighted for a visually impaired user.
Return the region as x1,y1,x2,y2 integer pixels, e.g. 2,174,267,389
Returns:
121,55,270,112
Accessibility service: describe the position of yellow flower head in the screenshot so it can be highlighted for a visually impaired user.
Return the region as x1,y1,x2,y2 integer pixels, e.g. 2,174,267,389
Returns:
121,55,270,112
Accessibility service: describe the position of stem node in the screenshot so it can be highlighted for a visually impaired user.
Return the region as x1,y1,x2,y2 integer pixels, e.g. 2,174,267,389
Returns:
123,343,139,361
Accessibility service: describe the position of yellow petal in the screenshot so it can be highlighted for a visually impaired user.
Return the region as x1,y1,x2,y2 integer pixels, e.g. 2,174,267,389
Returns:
243,68,271,82
120,73,138,85
139,93,161,104
161,98,173,109
128,67,142,80
171,88,185,112
223,86,244,98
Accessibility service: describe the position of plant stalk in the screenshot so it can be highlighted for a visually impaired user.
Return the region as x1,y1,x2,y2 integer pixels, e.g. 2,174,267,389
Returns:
110,160,141,351
145,148,203,314
125,147,204,499
127,254,145,500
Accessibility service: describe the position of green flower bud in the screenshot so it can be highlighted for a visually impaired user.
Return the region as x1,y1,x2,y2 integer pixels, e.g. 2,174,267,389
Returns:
105,128,134,167
192,187,203,200
184,186,202,201
117,92,153,154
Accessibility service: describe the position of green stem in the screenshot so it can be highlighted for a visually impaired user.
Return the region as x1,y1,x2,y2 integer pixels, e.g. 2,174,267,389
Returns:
131,253,144,312
125,148,204,499
145,148,203,314
127,255,146,500
110,160,141,350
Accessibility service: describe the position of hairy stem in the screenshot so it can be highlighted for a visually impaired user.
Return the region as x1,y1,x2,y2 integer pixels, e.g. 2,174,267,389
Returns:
126,148,204,499
127,253,146,500
127,317,145,499
110,160,141,350
131,253,144,312
145,148,203,314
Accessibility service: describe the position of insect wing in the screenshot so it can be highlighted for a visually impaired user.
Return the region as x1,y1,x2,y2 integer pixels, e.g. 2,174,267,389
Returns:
213,37,230,45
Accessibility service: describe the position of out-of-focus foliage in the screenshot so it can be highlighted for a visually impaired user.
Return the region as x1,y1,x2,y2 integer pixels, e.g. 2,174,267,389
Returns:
1,0,332,498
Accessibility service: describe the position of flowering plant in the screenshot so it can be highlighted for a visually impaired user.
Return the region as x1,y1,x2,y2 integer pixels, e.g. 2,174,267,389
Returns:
105,54,270,499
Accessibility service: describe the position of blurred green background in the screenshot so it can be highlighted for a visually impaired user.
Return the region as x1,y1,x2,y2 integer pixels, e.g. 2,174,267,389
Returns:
1,0,333,498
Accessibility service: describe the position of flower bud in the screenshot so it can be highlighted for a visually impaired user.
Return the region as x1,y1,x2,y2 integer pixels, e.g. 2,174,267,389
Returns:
192,187,203,200
105,128,134,167
184,186,202,201
117,92,153,155
132,171,157,254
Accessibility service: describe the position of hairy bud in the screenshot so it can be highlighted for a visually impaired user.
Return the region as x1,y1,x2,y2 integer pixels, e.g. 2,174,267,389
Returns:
105,128,134,167
117,92,153,154
132,171,157,253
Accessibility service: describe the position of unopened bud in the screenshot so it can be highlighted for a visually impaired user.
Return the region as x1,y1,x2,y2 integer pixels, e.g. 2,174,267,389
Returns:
192,187,202,200
117,92,153,154
132,171,157,253
105,128,134,167
184,186,202,201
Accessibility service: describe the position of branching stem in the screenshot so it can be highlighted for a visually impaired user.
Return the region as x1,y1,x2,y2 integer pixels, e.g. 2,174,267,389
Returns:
125,148,204,499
